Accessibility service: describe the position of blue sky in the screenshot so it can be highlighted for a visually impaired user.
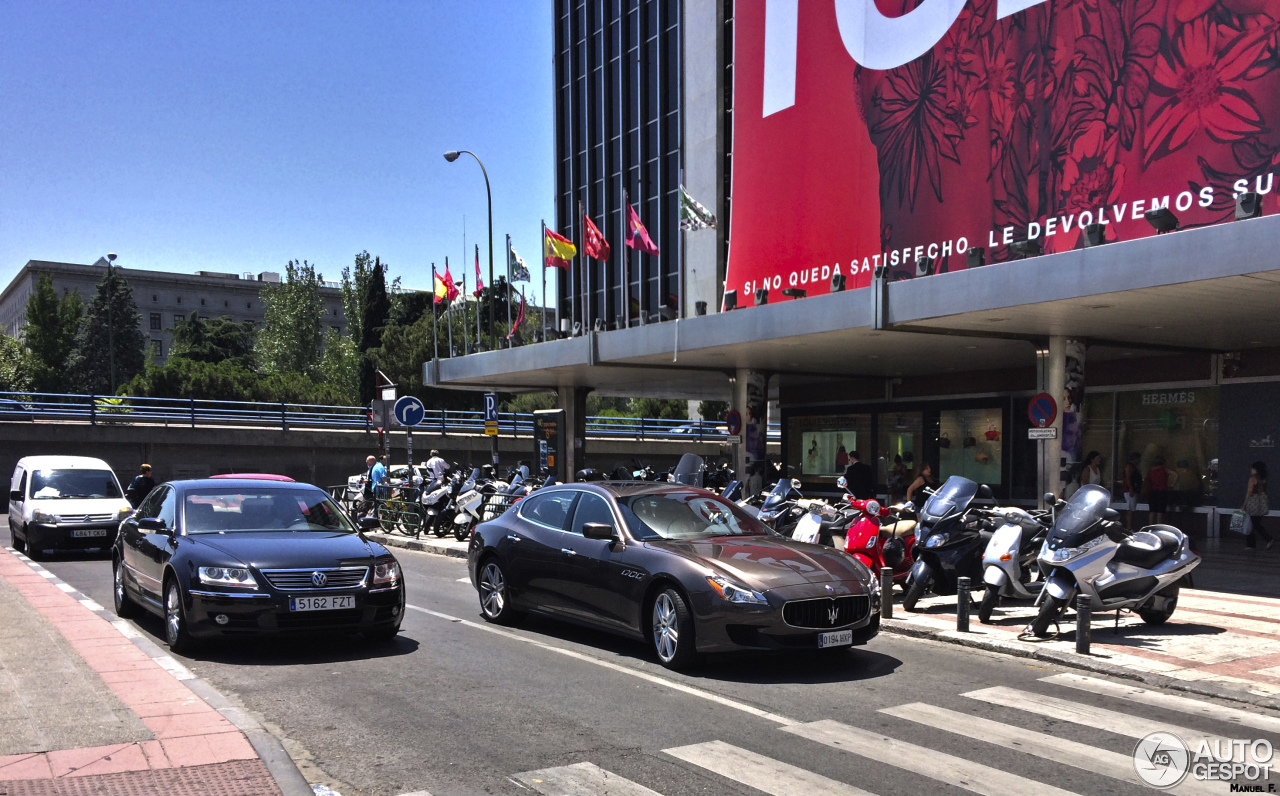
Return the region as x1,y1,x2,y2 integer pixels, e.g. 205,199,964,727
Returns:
0,1,555,303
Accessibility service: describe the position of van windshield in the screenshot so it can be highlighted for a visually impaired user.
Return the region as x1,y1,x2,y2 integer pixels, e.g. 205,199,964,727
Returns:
30,469,123,500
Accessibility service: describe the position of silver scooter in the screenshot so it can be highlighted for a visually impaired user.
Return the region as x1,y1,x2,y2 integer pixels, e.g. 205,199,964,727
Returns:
1030,485,1200,637
978,505,1051,623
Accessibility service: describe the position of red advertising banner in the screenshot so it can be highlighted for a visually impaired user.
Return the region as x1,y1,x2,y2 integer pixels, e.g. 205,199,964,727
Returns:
727,0,1280,301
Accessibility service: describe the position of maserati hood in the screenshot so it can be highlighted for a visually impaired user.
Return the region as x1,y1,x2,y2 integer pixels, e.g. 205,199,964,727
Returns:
651,536,867,590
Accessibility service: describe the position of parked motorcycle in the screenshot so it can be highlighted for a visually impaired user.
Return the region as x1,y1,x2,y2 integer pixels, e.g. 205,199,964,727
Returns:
978,505,1051,623
757,479,808,538
902,476,994,612
1030,485,1200,637
451,468,486,541
836,476,917,587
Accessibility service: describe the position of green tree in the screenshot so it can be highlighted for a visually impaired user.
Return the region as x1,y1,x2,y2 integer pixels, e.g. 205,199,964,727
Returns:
340,251,376,348
698,400,729,421
358,256,390,352
317,329,359,405
66,264,146,393
502,392,556,413
170,313,256,368
256,260,324,376
631,398,689,420
0,334,32,392
22,272,82,392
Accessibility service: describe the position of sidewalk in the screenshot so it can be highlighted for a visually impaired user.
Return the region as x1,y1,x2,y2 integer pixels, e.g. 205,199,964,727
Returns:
365,531,467,559
0,548,307,796
888,586,1280,708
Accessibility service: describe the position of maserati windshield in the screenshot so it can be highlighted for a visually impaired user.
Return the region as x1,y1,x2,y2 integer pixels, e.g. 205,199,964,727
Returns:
183,488,355,534
619,491,769,540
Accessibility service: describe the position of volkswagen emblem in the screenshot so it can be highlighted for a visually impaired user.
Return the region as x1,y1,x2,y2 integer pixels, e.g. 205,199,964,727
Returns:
311,571,328,587
828,605,839,626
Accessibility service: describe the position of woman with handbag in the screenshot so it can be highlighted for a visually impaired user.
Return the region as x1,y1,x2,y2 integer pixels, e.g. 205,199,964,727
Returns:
1244,461,1273,550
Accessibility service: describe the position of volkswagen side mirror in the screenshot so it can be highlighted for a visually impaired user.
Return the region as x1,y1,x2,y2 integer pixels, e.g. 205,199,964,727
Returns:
358,516,381,532
137,517,168,533
582,522,614,541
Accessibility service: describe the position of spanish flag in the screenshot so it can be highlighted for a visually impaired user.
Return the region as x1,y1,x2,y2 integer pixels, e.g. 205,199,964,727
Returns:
544,227,576,270
434,264,459,304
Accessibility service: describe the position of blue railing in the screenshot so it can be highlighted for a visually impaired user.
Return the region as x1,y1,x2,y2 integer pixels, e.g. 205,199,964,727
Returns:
0,391,781,441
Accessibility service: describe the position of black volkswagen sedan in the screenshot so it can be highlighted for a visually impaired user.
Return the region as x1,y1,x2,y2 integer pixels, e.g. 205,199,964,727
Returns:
112,479,404,652
468,482,879,669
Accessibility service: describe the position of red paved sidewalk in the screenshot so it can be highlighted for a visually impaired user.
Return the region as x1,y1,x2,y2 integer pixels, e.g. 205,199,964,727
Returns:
0,549,283,795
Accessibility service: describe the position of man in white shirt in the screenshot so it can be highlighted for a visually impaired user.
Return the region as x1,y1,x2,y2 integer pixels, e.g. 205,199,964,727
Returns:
425,450,450,482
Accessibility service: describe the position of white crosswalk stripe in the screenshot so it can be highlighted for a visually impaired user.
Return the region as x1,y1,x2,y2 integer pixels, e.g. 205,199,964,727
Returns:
514,761,663,796
782,719,1082,796
965,685,1207,740
664,740,877,796
880,701,1220,796
1042,673,1280,735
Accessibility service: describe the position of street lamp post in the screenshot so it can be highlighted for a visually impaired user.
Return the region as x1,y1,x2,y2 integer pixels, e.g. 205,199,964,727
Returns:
444,150,495,349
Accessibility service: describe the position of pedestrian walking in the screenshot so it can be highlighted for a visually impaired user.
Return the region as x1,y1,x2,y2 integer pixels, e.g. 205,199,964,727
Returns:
1082,451,1103,486
906,463,934,506
360,455,387,517
1122,452,1143,529
1244,460,1274,550
1146,456,1175,525
843,451,875,499
125,464,156,508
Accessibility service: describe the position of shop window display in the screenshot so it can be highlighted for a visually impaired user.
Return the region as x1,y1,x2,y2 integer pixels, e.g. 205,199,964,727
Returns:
877,412,923,501
939,408,1003,486
1116,388,1219,509
787,414,871,480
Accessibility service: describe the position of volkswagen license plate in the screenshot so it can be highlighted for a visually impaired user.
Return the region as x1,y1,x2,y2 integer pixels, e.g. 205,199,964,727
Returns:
289,595,355,612
71,528,107,538
818,629,853,648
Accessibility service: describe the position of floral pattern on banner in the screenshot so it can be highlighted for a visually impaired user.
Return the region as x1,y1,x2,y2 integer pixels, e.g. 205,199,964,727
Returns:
859,0,1280,267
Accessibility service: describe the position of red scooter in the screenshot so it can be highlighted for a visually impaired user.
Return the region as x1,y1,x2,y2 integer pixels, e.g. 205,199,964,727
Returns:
836,477,917,587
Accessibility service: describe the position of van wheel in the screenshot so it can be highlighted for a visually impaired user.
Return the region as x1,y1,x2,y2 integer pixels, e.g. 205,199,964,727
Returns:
24,527,42,560
1138,584,1179,626
11,527,25,553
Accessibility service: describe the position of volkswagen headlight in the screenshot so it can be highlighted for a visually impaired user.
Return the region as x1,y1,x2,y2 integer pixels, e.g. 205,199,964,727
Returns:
707,575,768,605
1046,536,1105,563
32,509,60,524
197,567,258,589
373,559,401,586
925,533,949,548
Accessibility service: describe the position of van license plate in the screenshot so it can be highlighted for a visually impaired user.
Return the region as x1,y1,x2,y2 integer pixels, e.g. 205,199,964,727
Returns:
71,529,107,538
290,596,355,612
818,630,853,648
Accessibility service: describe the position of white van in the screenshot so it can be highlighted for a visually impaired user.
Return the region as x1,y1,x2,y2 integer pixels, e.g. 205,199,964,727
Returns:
9,456,132,559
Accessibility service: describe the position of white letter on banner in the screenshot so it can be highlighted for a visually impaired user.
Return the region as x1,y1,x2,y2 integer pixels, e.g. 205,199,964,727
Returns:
834,0,968,71
996,0,1052,19
763,0,799,116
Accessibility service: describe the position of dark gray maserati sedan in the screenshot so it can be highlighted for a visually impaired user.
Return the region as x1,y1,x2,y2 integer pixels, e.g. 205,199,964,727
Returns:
467,482,880,668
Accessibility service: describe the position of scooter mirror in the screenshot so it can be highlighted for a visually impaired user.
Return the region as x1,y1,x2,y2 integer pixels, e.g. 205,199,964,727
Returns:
978,484,994,500
1103,507,1121,521
902,501,915,513
1043,492,1058,506
791,478,802,489
836,476,848,489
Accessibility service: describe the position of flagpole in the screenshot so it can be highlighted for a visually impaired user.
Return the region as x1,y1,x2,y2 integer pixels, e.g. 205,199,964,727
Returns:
462,271,471,355
474,243,482,349
445,257,454,357
432,262,439,363
621,188,628,330
505,234,513,345
542,220,551,340
574,200,582,334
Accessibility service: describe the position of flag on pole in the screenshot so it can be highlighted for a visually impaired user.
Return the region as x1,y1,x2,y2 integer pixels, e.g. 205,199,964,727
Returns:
434,264,459,304
582,211,610,260
473,245,484,297
544,228,576,269
509,243,531,282
626,201,661,256
679,185,717,230
507,290,526,340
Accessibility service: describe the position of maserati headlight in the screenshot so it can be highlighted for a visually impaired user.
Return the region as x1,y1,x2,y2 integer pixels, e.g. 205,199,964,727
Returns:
707,575,768,605
32,509,60,524
197,566,258,589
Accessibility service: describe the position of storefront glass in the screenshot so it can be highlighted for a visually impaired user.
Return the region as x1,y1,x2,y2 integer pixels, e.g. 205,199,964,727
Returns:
876,412,923,502
938,408,1003,486
1080,392,1117,493
786,414,872,482
1117,388,1219,508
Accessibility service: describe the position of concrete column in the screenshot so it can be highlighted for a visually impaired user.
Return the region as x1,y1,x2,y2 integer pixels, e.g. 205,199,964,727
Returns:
1044,336,1086,500
558,386,590,481
733,369,770,495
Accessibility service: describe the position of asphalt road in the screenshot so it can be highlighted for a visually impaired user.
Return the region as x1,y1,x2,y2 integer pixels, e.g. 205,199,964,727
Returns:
6,521,1277,796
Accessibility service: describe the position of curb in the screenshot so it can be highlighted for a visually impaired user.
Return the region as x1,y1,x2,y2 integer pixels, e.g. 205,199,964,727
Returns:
3,547,313,796
366,532,468,560
880,617,1280,712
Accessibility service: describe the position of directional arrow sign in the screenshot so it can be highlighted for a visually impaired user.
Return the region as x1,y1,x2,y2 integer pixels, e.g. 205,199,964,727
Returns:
393,395,426,427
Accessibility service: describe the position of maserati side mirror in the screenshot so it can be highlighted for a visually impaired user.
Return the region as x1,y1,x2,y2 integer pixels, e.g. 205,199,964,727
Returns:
582,522,615,541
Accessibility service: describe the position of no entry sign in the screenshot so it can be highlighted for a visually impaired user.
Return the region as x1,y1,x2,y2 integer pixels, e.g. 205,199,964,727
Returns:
1028,393,1058,429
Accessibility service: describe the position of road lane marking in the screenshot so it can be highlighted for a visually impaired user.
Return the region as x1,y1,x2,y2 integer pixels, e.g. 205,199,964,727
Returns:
782,719,1081,796
456,577,470,583
1042,672,1280,735
515,761,663,796
664,740,877,796
56,582,76,593
79,598,104,611
404,604,798,726
880,702,1218,796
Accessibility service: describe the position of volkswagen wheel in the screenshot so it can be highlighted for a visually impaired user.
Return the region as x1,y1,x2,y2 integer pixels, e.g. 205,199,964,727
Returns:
164,579,194,653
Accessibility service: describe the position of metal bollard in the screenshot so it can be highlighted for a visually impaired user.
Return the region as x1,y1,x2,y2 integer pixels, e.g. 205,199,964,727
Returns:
956,576,971,632
880,567,893,620
1076,594,1092,654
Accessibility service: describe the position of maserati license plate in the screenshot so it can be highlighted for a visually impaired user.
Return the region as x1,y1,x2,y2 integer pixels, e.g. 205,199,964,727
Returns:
71,528,108,538
818,629,853,648
289,595,355,612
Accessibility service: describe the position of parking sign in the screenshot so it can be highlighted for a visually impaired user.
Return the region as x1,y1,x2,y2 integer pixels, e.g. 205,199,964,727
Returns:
484,393,498,436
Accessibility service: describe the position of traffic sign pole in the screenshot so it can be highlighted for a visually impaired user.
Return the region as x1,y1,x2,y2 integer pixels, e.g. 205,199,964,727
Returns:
485,393,499,467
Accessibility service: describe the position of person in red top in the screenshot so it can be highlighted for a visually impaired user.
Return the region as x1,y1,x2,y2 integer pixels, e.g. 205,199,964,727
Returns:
1146,456,1176,525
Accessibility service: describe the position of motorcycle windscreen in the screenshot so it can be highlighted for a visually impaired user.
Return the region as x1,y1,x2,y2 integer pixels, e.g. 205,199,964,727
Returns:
761,479,792,510
919,476,978,524
672,454,706,487
1048,485,1112,548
